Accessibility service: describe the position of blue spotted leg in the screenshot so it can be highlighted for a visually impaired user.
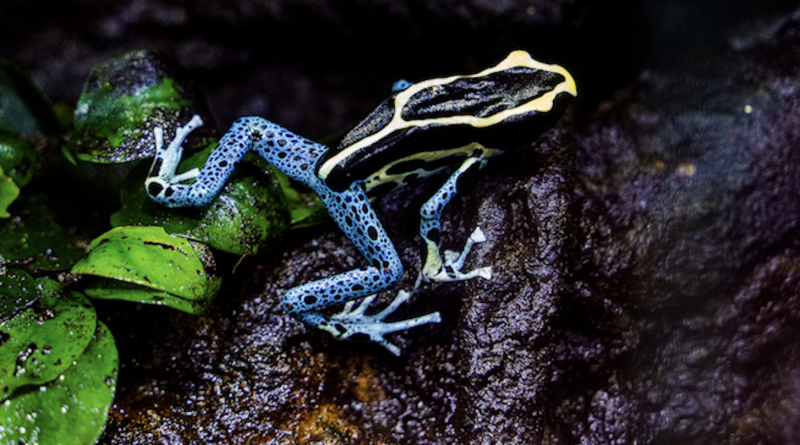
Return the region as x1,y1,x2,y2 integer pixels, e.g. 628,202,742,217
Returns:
146,115,441,355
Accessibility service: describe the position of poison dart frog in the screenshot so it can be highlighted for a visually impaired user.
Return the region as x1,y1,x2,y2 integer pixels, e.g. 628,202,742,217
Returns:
145,50,577,355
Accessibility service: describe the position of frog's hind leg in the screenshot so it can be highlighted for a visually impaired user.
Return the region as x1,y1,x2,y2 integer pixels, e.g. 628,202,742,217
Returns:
282,240,441,356
283,183,441,356
417,155,493,286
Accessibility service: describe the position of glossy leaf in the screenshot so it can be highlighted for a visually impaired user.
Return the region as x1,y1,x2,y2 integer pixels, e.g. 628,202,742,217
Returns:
0,194,85,271
0,274,96,400
273,167,328,228
83,278,213,315
68,49,212,163
0,130,36,189
0,58,59,136
111,146,290,256
0,166,18,219
0,320,118,445
71,226,221,315
0,269,39,323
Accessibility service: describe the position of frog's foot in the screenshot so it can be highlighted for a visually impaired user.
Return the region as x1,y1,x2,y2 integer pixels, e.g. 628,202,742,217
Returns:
420,227,492,286
145,115,204,195
320,290,441,356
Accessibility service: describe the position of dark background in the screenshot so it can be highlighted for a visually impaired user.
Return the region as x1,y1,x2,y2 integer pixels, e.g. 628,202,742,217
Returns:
1,0,792,137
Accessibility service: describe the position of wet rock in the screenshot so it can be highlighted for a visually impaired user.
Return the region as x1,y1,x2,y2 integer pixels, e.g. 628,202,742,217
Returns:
552,9,800,445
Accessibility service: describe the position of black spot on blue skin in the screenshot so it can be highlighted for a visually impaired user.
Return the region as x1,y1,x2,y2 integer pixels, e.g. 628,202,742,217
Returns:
147,182,164,196
219,160,228,167
278,152,287,158
165,187,175,198
304,295,318,305
427,228,440,243
278,139,287,146
368,226,379,241
352,284,364,291
348,333,371,343
345,216,353,226
333,323,347,335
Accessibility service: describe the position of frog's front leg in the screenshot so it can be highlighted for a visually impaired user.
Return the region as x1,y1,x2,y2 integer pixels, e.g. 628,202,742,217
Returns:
418,155,493,286
145,115,319,208
283,183,441,356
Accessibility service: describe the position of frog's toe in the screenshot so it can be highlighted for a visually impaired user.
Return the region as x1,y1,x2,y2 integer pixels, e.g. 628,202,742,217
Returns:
446,227,487,269
147,115,204,195
423,227,491,283
321,290,441,356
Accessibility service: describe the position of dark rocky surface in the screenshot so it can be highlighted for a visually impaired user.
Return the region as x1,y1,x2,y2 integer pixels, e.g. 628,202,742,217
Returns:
3,0,800,443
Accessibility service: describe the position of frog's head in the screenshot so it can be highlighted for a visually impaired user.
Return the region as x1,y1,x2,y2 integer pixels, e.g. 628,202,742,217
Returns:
318,51,577,192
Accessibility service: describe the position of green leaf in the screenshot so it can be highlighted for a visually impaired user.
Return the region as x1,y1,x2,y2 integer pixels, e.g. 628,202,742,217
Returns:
0,273,97,400
0,320,118,445
71,226,221,315
72,77,190,156
272,168,328,228
0,58,59,136
0,129,37,220
0,166,19,219
111,145,290,256
0,269,39,323
83,278,213,315
0,130,36,189
0,194,85,271
67,49,211,164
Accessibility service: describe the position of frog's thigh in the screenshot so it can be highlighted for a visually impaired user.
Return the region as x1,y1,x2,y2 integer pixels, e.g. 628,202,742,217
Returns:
283,185,404,317
419,156,485,278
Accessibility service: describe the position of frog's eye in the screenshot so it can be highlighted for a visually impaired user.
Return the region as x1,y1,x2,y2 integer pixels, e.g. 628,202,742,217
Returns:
318,50,577,191
391,79,413,92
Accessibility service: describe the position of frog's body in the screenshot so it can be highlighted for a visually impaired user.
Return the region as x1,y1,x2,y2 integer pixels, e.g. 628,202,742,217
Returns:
145,51,577,355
